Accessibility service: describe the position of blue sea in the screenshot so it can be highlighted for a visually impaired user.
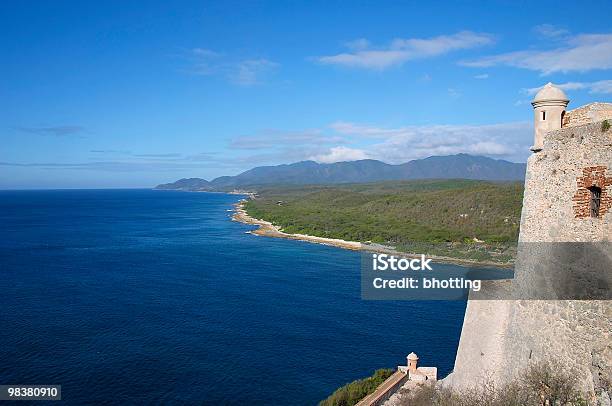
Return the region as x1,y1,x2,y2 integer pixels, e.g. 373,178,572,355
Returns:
0,189,468,405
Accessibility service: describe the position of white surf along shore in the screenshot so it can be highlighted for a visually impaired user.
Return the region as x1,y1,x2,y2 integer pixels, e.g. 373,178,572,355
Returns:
231,198,362,250
231,196,513,268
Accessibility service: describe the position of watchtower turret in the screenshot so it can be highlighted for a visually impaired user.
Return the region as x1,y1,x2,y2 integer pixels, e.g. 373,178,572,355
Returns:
531,82,569,152
407,352,418,372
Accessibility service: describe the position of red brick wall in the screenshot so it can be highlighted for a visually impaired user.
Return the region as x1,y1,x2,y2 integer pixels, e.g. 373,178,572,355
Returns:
573,166,612,218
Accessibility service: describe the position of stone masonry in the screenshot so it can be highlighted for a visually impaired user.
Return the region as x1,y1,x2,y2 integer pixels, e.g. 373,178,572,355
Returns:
563,102,612,128
444,90,612,405
573,166,612,219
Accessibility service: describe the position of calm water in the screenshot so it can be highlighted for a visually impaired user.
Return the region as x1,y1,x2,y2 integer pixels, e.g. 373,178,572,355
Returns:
0,190,467,405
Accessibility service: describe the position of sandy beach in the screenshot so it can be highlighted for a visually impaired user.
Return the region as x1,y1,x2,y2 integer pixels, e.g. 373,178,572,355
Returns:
231,199,514,269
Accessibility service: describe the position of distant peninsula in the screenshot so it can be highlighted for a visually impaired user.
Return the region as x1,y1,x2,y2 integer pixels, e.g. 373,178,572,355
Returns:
236,180,522,266
155,154,526,266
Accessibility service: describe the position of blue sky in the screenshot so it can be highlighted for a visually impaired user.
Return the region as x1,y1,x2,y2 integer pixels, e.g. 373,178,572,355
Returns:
2,0,612,188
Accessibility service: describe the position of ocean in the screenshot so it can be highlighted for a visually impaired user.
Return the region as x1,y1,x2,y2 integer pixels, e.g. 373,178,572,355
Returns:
0,189,467,405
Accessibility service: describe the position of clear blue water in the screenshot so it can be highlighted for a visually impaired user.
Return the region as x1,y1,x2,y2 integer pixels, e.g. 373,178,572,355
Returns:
0,189,467,405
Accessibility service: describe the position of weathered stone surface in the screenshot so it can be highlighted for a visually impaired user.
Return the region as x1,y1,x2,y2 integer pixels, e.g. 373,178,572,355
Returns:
564,103,612,128
444,119,612,405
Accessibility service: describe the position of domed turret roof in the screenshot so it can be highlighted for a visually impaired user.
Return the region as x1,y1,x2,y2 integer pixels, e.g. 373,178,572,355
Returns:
533,82,569,103
407,352,419,360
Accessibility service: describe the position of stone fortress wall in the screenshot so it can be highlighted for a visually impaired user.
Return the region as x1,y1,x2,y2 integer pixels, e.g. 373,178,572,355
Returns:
520,120,612,242
563,102,612,129
443,88,612,405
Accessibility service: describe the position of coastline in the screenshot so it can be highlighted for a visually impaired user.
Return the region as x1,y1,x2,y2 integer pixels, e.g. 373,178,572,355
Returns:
232,198,362,250
232,198,514,269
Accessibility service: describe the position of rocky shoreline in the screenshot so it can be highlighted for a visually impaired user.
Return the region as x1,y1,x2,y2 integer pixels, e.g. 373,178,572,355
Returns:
232,199,362,250
232,198,514,269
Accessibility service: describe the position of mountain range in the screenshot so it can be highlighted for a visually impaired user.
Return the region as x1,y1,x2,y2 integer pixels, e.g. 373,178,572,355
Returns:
155,154,526,191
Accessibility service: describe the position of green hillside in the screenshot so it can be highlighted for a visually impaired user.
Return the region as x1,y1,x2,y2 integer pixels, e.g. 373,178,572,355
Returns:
244,180,524,264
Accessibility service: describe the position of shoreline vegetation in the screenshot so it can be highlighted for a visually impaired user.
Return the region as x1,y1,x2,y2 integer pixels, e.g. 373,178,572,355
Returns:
318,368,395,406
232,198,513,268
320,362,588,406
232,180,522,268
232,198,362,251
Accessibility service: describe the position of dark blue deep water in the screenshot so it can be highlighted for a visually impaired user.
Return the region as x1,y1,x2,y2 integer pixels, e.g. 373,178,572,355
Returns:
0,190,467,405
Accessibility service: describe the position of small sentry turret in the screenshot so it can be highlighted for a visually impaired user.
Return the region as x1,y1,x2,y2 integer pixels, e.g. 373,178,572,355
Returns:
407,352,418,372
531,82,569,152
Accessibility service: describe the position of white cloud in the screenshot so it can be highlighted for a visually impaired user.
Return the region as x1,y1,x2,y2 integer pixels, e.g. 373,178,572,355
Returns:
474,73,489,79
229,120,532,167
461,33,612,74
189,49,278,85
317,31,494,70
190,48,222,75
344,38,370,51
310,146,370,163
533,24,569,39
192,48,220,58
588,80,612,93
0,152,231,173
524,79,612,95
447,88,461,98
231,59,279,85
328,121,532,163
226,129,350,167
17,125,86,137
229,129,343,150
330,121,405,138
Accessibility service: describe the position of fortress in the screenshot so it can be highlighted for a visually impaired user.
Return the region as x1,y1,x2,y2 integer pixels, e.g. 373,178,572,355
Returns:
444,83,612,404
352,84,611,406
